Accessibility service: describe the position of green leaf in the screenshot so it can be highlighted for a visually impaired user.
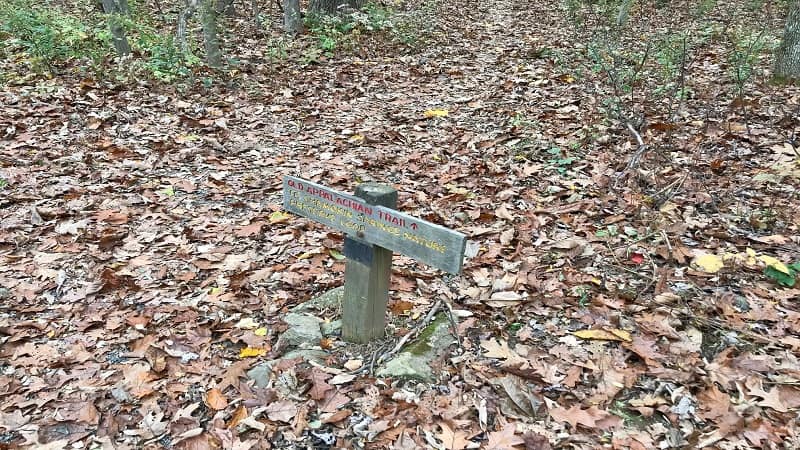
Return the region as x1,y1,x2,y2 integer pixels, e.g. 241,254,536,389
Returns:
329,249,345,260
764,265,796,287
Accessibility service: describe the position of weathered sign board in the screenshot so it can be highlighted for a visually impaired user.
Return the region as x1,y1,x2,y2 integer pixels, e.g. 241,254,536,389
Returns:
283,177,466,274
283,176,467,343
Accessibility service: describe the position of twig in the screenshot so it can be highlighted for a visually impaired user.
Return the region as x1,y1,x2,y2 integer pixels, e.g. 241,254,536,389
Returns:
376,299,443,366
625,121,647,171
442,299,462,350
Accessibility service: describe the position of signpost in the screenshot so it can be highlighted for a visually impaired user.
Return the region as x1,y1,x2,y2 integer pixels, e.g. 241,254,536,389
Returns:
283,176,467,343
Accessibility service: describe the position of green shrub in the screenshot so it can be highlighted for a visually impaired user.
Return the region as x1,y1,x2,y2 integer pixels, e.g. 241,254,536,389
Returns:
0,0,107,71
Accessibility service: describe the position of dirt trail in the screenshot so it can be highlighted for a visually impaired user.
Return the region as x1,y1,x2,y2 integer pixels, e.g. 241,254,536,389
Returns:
2,0,800,448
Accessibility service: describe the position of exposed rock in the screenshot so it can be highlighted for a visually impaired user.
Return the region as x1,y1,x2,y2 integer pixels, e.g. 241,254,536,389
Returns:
377,314,455,382
276,313,323,351
321,319,342,336
292,286,343,313
283,349,329,365
247,350,329,388
246,363,274,389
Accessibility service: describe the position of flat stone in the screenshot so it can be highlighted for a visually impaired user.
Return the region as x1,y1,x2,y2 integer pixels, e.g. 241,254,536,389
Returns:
377,314,455,382
247,350,329,388
292,286,343,313
0,288,9,300
276,313,323,352
321,319,342,336
283,349,329,365
247,363,274,389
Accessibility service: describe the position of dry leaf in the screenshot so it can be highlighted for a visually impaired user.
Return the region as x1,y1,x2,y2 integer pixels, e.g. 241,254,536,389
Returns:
227,405,248,429
437,422,470,450
424,109,449,118
573,328,632,342
481,339,525,363
205,388,228,410
500,228,515,245
344,359,363,371
265,400,299,423
692,253,724,273
485,423,524,449
239,347,267,358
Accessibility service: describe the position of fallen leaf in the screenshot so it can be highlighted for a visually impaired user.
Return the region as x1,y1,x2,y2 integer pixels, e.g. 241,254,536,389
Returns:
481,339,525,363
269,211,292,224
235,221,265,237
437,422,470,450
485,423,524,449
226,405,248,429
500,228,515,245
235,317,259,329
308,367,334,400
549,404,616,430
344,359,363,371
239,347,267,358
205,388,228,410
757,255,791,275
573,328,632,342
424,109,449,118
692,253,724,273
265,400,298,422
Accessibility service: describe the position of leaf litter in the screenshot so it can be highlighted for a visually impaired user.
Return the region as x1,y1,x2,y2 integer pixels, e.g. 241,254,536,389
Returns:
1,0,800,448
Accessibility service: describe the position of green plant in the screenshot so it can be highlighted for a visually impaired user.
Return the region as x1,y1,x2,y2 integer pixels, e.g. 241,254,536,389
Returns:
573,285,591,307
305,13,355,53
0,178,7,189
0,0,107,72
265,35,289,64
727,28,767,99
595,225,619,238
547,146,579,175
765,262,800,287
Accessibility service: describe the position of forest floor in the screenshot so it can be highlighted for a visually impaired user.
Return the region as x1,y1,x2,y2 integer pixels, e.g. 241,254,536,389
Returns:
1,0,800,448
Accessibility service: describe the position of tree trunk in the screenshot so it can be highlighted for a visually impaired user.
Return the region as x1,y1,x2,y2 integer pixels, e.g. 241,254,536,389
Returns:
310,0,362,15
775,0,800,80
177,0,198,54
201,0,223,68
101,0,131,56
283,0,303,34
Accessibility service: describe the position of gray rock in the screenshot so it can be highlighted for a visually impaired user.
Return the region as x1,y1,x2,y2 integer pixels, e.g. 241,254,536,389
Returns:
283,349,329,365
247,349,329,388
377,314,455,382
276,313,323,351
379,353,434,381
292,287,343,313
321,319,342,336
0,287,9,300
247,363,274,389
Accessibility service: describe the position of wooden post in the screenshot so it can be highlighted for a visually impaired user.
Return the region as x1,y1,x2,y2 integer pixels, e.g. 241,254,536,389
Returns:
342,183,397,343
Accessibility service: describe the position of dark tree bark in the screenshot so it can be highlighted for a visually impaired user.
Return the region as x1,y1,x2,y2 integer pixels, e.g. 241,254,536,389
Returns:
178,0,223,68
310,0,363,15
283,0,303,34
101,0,131,56
775,0,800,79
201,0,223,68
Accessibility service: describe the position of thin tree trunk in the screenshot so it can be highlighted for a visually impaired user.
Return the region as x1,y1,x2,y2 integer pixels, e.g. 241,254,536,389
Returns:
283,0,303,34
101,0,131,56
252,0,262,34
201,0,223,68
310,0,361,15
775,0,800,80
177,0,198,54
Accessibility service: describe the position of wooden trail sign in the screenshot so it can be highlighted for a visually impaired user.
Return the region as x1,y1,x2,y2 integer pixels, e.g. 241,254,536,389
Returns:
283,176,467,343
